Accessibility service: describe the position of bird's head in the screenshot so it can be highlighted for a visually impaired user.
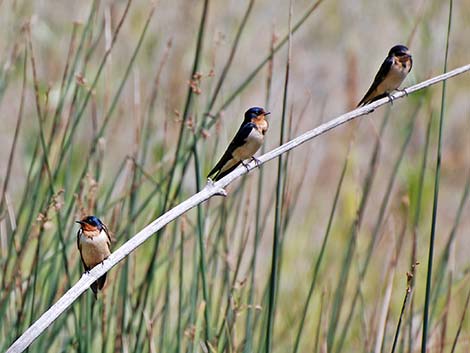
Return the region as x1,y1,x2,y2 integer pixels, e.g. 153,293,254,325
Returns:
389,45,412,62
244,107,270,123
76,215,104,232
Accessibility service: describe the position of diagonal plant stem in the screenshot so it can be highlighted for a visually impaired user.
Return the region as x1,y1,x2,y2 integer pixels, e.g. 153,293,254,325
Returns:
328,110,389,353
430,171,470,322
390,263,418,353
292,143,349,353
55,0,133,174
212,0,324,117
206,0,255,113
5,63,470,353
334,102,421,353
0,44,27,215
449,282,470,353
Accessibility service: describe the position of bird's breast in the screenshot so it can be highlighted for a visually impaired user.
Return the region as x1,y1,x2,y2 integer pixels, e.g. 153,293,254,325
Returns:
256,119,269,135
79,230,111,268
232,128,264,161
378,60,410,93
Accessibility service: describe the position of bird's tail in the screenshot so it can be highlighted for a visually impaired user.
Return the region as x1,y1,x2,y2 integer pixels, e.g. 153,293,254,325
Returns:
357,92,388,108
90,273,107,298
357,96,367,108
213,162,242,181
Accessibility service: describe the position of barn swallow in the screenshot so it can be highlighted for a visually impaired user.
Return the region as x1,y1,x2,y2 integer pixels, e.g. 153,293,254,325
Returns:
207,107,270,181
76,215,111,297
357,45,412,107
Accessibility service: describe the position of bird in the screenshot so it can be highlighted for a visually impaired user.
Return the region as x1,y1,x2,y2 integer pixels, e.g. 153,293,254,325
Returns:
207,107,270,181
76,215,111,297
357,44,412,107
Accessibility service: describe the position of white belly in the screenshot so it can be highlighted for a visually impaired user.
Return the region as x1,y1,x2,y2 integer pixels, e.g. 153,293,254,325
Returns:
232,129,264,161
80,230,111,268
377,62,409,93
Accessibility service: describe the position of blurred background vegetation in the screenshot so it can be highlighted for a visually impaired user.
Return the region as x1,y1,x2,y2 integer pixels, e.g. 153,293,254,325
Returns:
1,0,469,352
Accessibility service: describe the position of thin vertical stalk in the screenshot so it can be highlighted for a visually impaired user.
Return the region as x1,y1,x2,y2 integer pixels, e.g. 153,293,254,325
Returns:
193,143,211,342
176,224,185,353
408,108,433,353
421,1,452,352
266,2,293,352
186,234,201,353
158,225,178,352
244,27,276,353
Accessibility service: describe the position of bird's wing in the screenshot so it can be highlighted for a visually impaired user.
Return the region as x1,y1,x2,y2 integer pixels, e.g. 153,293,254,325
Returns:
77,229,81,251
207,122,255,179
77,229,89,271
357,56,393,107
103,224,112,249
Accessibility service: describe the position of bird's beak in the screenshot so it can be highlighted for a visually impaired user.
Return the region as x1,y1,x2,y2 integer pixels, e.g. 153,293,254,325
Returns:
264,111,271,116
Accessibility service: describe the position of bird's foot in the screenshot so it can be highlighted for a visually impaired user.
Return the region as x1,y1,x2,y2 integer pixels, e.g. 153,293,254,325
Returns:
251,156,261,168
397,88,409,96
388,93,395,105
241,160,250,172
